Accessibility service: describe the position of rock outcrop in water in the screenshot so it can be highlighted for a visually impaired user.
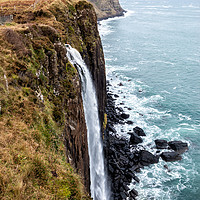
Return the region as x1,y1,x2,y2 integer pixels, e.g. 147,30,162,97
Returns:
105,82,189,200
88,0,125,20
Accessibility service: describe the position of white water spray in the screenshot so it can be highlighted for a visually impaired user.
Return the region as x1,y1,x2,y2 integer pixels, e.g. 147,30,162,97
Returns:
66,45,109,200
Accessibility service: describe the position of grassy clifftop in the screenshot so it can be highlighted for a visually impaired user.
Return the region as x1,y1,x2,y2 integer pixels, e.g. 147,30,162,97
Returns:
0,0,104,199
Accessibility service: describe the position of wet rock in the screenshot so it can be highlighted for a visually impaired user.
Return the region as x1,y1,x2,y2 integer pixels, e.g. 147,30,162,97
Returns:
161,152,182,162
129,188,138,197
133,126,146,136
117,107,124,112
155,139,168,149
168,141,188,153
129,165,139,172
106,80,112,86
108,164,115,174
108,125,117,133
133,174,140,183
114,94,119,98
123,183,130,191
129,132,143,145
139,150,159,166
121,113,130,119
126,120,134,125
164,164,171,172
129,198,136,200
120,191,128,199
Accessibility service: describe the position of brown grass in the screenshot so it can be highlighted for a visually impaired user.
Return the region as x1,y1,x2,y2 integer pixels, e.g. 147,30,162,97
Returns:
0,0,36,15
0,0,80,15
0,1,92,197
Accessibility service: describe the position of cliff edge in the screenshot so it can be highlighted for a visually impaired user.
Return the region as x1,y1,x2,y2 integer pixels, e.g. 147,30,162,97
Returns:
0,0,106,198
87,0,125,20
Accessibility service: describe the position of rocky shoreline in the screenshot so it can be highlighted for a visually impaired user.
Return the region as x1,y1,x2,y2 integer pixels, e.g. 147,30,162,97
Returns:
104,81,189,200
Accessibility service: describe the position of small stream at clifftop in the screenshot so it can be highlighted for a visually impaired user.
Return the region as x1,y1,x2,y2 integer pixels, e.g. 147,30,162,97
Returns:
98,0,200,199
66,45,109,200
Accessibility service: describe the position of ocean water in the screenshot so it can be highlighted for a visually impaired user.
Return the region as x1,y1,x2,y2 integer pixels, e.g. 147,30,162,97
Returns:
98,0,200,199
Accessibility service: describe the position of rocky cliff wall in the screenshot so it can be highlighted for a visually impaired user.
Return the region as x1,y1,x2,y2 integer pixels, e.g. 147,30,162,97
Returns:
87,0,125,20
0,0,106,197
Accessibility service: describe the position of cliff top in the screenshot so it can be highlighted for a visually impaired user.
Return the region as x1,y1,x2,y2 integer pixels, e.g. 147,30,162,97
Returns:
0,0,96,199
0,0,80,15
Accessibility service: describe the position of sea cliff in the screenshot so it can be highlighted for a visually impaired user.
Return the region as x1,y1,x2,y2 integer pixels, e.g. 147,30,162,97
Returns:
88,0,125,20
0,0,107,198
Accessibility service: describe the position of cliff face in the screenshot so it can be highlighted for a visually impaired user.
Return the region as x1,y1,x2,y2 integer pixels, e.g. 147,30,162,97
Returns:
0,0,106,198
75,1,106,127
87,0,125,20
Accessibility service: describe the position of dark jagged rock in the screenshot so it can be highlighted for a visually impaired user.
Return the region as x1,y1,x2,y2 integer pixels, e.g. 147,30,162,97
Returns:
114,94,119,98
133,126,146,136
108,125,117,133
117,107,124,112
129,132,143,145
105,83,189,200
161,152,182,162
120,191,128,199
139,150,159,166
104,133,139,199
155,139,168,149
129,188,138,197
168,141,188,153
133,175,140,183
121,113,130,119
126,120,134,125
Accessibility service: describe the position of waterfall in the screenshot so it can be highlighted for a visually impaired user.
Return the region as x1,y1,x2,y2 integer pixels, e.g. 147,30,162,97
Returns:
66,44,109,200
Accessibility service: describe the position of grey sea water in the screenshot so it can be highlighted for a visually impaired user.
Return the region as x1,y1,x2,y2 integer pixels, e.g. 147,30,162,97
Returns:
98,0,200,199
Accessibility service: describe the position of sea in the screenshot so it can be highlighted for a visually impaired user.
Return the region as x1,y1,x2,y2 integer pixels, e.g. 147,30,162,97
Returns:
98,0,200,199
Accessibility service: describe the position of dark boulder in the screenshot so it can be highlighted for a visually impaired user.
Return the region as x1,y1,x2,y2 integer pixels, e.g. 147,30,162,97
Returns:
126,120,134,125
161,152,182,162
168,141,188,153
108,125,117,133
139,150,159,166
121,113,130,119
129,188,138,197
133,126,146,136
155,139,168,149
117,107,124,112
120,191,128,199
133,175,140,183
129,165,139,172
129,132,143,145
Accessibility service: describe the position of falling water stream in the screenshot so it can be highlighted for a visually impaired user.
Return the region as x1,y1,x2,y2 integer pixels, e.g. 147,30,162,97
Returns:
66,45,109,200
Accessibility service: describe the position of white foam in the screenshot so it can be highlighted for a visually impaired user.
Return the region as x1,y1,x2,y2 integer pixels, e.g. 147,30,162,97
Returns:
182,4,200,8
98,10,135,37
98,23,113,37
104,71,197,199
99,11,198,199
178,113,192,121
